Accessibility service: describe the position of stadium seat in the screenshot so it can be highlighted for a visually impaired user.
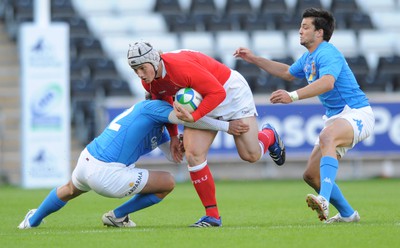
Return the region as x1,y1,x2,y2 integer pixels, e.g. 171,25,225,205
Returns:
70,78,97,98
71,99,98,145
295,0,322,13
329,30,358,57
224,0,253,15
204,13,235,32
166,13,199,33
75,36,105,59
101,35,131,61
363,74,392,92
114,0,156,14
330,0,359,14
3,0,33,39
377,55,400,76
89,57,120,81
51,0,76,18
358,30,396,71
356,0,396,12
53,16,91,38
215,31,250,67
131,33,180,52
94,78,132,97
251,30,288,59
154,0,182,15
190,0,218,15
70,58,91,81
234,59,263,91
332,11,349,30
347,12,374,31
127,14,169,34
102,33,179,61
394,32,400,55
259,0,288,15
71,0,114,16
180,31,215,56
276,13,302,31
241,12,280,31
370,10,400,31
85,15,128,38
346,55,370,88
354,55,400,92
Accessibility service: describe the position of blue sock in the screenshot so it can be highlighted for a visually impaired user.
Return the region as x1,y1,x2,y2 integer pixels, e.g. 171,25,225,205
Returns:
113,194,162,218
30,188,66,227
319,156,338,202
330,183,355,217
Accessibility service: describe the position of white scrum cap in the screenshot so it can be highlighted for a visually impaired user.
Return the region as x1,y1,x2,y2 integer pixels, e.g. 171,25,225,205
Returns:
127,41,160,71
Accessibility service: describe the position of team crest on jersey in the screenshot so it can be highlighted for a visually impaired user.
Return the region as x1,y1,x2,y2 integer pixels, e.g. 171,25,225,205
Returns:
308,61,316,82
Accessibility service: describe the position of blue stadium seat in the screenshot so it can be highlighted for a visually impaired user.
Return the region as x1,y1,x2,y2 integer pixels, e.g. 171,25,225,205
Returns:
154,0,182,15
259,0,288,15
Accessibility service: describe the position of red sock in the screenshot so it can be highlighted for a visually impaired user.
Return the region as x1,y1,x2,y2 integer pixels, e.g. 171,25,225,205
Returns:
258,129,275,154
190,165,219,219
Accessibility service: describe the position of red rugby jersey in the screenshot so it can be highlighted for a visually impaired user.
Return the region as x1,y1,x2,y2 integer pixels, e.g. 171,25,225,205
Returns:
141,50,231,135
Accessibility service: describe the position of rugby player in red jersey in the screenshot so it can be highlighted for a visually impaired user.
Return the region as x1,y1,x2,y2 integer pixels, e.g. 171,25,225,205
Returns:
128,42,286,227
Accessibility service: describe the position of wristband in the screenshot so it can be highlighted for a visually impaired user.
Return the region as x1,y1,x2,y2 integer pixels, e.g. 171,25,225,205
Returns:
288,91,299,102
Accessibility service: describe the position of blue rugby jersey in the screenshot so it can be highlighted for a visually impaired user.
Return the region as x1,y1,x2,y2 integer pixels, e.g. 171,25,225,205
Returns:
289,41,370,117
86,100,172,165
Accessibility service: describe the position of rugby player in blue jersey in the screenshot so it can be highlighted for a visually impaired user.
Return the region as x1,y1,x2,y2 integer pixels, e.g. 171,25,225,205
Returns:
18,99,249,229
234,7,375,223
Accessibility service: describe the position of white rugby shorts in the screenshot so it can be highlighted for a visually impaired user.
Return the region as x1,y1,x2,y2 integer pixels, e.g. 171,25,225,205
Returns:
71,148,149,198
315,105,375,157
207,69,258,121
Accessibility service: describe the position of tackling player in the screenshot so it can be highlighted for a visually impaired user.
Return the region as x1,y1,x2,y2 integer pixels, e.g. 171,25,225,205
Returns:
127,42,286,227
18,99,248,229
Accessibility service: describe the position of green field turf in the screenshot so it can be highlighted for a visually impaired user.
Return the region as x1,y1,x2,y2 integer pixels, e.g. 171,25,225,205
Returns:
1,179,399,248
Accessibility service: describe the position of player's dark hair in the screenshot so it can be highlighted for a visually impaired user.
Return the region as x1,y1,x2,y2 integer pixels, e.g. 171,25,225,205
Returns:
302,8,335,41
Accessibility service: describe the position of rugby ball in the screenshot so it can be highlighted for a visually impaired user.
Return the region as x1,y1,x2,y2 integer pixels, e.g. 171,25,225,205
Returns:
175,88,203,113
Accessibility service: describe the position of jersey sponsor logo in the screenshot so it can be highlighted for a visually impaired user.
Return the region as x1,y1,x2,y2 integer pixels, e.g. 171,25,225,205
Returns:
125,171,143,196
151,136,158,150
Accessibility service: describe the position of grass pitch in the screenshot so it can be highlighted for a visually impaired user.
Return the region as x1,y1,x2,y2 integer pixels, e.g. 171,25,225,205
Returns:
1,179,399,248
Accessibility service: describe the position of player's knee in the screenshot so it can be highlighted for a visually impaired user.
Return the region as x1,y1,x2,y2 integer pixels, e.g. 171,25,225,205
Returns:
185,150,207,165
319,131,335,149
164,172,175,193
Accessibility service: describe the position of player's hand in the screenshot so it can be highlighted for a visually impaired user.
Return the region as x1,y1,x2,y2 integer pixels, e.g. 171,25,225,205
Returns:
173,102,195,122
228,119,250,135
270,90,292,104
178,134,185,153
144,91,152,100
170,135,184,163
233,47,256,63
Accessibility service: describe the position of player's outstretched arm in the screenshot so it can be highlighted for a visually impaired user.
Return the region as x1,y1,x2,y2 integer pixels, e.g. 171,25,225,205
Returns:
168,110,249,135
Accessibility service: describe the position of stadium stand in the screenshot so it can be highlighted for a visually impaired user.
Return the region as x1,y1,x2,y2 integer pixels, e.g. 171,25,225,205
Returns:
259,0,289,15
215,30,250,67
329,30,358,57
180,31,215,56
251,30,288,59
